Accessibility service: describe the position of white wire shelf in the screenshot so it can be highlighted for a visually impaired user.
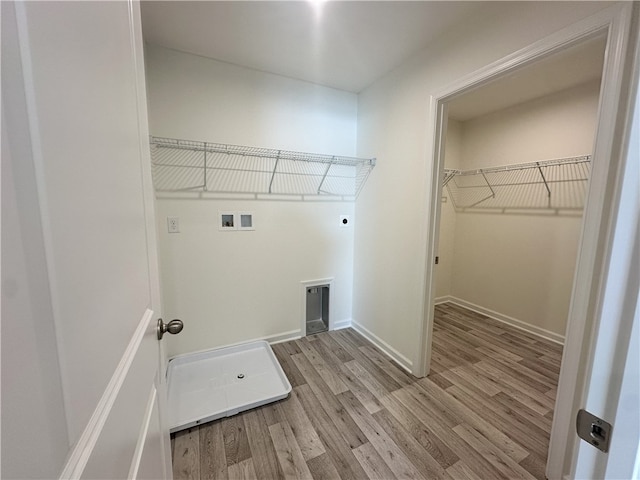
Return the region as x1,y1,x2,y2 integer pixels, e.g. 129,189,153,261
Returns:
443,155,591,212
150,136,376,200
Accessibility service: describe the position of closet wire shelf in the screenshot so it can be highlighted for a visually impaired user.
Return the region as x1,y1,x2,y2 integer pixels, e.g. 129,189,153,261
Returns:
443,155,591,212
150,136,376,200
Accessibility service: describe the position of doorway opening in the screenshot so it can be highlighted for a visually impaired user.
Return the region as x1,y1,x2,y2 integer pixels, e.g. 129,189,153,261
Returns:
433,33,605,346
429,37,605,472
419,8,635,477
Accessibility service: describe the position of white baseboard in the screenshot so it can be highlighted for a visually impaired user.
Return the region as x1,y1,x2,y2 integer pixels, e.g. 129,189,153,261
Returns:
170,329,302,362
169,319,354,362
350,320,413,373
267,330,303,345
434,295,453,305
444,296,565,345
332,318,352,331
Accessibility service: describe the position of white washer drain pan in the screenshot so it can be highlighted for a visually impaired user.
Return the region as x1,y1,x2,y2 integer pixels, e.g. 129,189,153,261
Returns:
167,341,291,433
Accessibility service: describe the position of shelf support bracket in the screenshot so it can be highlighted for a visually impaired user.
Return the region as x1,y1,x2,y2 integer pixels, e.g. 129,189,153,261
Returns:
317,157,335,194
462,171,496,209
442,169,459,187
537,162,551,207
481,171,496,199
268,151,281,194
536,161,551,195
464,171,496,208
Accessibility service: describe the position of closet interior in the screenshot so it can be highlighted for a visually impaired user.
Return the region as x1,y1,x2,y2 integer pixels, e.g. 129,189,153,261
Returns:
434,35,606,362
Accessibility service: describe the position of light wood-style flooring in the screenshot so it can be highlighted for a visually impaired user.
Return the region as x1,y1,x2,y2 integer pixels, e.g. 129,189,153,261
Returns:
171,303,563,479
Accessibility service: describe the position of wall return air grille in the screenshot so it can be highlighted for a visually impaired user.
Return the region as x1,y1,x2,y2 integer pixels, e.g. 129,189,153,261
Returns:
443,155,591,213
150,136,376,200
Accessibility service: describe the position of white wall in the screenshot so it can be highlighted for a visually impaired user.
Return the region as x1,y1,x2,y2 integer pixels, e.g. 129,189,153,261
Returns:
450,214,584,336
354,1,609,369
145,46,358,357
156,199,354,355
460,81,601,169
145,46,357,154
447,81,600,337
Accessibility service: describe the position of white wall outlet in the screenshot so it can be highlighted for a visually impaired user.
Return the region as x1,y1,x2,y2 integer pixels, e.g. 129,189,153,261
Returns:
167,217,180,233
339,215,351,228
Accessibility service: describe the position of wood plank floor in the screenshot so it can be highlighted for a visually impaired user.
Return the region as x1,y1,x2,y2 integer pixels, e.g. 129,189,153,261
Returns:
171,303,563,479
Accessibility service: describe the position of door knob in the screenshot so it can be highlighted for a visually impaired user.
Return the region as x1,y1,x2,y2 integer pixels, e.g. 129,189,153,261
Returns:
157,318,184,340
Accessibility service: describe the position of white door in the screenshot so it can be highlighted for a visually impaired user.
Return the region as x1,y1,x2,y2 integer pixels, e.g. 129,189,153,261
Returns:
2,1,173,478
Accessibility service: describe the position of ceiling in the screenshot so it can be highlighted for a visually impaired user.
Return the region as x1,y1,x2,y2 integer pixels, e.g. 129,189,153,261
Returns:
140,1,483,93
141,2,606,118
447,35,607,121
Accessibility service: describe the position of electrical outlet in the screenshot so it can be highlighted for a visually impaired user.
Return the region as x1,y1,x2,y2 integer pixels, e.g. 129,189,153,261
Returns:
167,217,180,233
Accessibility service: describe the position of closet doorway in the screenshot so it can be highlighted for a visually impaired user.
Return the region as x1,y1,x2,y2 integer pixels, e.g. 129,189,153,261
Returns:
434,35,605,344
426,31,610,480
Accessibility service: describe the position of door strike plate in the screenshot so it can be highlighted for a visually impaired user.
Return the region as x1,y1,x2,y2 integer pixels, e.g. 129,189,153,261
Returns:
576,408,612,453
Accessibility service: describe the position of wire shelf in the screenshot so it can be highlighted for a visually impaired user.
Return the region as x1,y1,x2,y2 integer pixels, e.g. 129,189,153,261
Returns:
150,136,376,199
443,155,591,212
